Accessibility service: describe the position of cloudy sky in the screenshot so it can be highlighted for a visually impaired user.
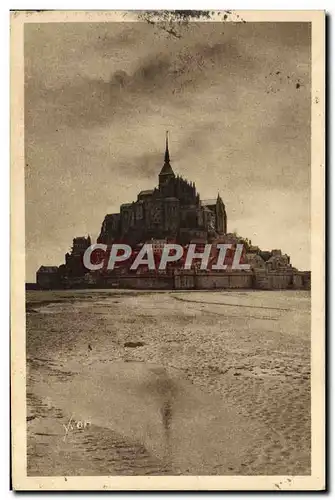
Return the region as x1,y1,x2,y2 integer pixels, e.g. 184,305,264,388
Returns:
25,19,311,281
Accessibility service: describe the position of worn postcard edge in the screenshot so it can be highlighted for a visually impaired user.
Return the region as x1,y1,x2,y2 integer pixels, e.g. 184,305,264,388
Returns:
10,10,325,491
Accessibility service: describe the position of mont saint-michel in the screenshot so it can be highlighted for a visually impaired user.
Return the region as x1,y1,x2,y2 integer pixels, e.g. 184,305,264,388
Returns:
35,134,310,291
98,133,227,246
21,16,318,487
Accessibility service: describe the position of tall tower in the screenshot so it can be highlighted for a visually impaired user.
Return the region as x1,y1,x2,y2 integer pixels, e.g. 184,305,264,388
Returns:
159,131,175,190
215,193,227,234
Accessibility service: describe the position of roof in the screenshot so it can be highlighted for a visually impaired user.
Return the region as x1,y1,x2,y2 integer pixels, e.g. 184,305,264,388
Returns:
105,213,120,219
246,253,265,262
37,266,59,273
249,245,260,253
138,189,154,196
159,162,175,176
267,254,288,263
259,250,272,261
201,199,217,206
73,236,89,242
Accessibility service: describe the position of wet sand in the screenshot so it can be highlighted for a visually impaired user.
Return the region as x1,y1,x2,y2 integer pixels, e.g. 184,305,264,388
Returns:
26,289,311,476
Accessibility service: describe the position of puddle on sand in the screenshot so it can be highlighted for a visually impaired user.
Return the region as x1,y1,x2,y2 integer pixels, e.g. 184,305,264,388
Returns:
28,360,264,475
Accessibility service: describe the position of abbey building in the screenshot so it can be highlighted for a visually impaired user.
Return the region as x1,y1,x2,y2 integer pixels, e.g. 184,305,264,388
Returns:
98,134,227,246
34,133,311,290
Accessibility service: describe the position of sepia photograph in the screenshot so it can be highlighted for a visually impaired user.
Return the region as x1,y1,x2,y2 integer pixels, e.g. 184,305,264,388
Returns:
11,10,325,490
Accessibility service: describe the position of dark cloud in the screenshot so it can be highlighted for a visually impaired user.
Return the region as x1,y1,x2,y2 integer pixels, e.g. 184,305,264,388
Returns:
131,54,172,89
24,21,312,280
25,54,173,130
25,34,253,134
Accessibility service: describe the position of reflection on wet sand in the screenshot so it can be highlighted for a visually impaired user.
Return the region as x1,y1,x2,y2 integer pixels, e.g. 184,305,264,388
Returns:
162,398,173,468
27,289,311,476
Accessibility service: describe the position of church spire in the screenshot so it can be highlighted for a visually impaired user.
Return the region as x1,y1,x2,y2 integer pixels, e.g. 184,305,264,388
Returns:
164,130,170,163
159,130,175,185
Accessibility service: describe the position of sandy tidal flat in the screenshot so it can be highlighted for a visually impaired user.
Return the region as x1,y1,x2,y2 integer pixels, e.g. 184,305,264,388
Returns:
26,289,311,476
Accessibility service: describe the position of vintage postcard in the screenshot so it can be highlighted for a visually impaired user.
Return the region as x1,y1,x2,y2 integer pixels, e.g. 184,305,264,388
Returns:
11,10,325,491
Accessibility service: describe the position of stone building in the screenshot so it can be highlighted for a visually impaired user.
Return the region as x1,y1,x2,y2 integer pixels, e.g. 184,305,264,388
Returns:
265,250,291,271
36,266,60,289
98,134,227,246
35,134,309,290
245,253,266,271
63,236,92,276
